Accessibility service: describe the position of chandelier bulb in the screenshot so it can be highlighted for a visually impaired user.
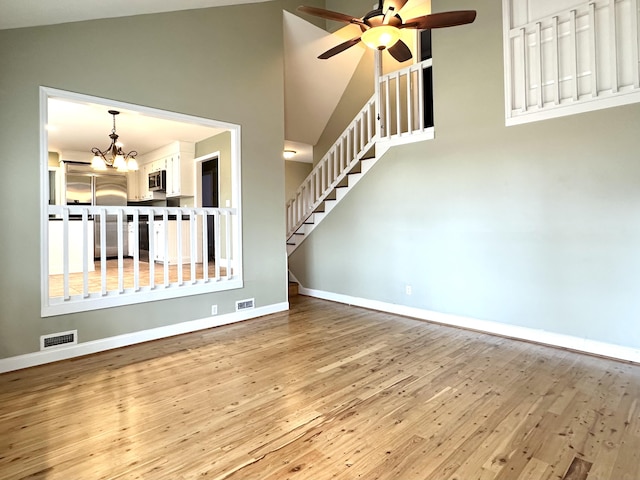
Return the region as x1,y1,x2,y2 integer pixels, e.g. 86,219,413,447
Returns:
127,158,139,171
92,154,107,171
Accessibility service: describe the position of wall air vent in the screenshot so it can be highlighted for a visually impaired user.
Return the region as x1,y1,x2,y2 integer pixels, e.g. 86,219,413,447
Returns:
236,298,255,311
40,330,78,350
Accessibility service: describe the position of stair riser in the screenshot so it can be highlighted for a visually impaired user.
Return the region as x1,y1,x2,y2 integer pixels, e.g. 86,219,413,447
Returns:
287,157,380,255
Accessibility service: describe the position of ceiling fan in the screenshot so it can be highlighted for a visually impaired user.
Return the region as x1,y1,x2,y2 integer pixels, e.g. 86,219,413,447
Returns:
298,1,476,62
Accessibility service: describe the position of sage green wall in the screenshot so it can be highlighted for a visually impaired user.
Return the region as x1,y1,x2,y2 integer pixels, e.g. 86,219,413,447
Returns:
196,130,232,208
285,160,312,202
289,0,640,350
0,2,289,359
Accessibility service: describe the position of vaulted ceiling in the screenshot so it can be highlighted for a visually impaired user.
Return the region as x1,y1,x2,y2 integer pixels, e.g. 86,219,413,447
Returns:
0,0,270,30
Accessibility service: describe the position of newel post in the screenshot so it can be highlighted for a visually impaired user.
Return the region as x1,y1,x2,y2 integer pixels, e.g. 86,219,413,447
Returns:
374,50,384,138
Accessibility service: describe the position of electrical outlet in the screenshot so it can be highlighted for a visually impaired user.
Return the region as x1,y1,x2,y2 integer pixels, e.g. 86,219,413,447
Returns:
405,285,412,295
211,305,218,315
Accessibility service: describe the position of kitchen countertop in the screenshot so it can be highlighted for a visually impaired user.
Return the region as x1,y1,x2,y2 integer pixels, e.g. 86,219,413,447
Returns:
128,215,192,222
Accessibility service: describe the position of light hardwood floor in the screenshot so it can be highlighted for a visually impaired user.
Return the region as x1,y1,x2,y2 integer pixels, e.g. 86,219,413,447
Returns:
1,296,639,479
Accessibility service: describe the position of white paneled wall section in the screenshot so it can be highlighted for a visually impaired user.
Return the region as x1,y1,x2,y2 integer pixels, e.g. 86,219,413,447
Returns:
503,0,640,124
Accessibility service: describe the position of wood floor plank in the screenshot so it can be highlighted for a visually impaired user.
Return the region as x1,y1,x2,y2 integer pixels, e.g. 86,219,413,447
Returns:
561,456,592,480
2,296,640,479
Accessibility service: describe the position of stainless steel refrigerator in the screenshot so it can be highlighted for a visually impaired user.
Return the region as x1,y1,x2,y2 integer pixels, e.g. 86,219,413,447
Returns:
64,162,128,258
94,174,128,258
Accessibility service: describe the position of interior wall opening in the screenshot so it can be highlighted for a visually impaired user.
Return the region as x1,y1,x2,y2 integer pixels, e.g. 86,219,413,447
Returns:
42,87,243,317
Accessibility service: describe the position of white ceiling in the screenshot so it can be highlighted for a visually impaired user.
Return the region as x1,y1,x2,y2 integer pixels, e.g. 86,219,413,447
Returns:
283,11,365,146
0,0,270,30
47,96,226,161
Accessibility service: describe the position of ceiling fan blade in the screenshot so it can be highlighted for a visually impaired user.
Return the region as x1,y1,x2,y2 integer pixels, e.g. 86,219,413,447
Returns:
318,37,362,59
383,0,409,15
387,39,412,62
297,6,366,26
401,10,477,29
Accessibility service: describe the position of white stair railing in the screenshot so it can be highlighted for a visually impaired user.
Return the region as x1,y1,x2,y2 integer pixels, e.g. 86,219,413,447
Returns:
286,96,376,238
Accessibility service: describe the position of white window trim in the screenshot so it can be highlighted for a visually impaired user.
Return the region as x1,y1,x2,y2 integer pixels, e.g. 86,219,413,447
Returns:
40,86,244,316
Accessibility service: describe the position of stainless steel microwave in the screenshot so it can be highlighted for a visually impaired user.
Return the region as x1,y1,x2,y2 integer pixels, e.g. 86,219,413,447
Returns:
148,170,166,192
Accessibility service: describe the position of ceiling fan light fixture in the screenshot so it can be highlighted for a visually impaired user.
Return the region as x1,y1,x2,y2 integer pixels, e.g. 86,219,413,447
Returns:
299,3,476,62
361,25,401,50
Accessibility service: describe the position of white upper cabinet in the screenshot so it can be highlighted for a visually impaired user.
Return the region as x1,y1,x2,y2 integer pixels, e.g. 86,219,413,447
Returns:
130,141,195,201
127,170,138,201
503,0,640,125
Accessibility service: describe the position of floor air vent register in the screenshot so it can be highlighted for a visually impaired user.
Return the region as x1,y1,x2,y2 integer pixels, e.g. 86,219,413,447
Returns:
40,330,78,350
235,298,255,311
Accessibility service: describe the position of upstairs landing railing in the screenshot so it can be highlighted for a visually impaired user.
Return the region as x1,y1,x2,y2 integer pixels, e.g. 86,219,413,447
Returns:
378,58,433,140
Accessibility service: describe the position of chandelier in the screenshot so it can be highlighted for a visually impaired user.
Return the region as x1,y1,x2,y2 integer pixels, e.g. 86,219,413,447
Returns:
91,110,139,171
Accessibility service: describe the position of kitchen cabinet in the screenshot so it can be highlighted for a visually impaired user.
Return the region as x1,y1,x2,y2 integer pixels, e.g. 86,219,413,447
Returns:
164,147,194,197
49,219,95,275
126,164,148,202
153,219,200,264
127,171,138,201
138,163,151,200
134,163,166,201
129,141,194,202
165,154,180,197
149,148,195,198
149,158,166,173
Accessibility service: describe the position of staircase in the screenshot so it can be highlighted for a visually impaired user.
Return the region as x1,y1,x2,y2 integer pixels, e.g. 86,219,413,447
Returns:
286,58,434,256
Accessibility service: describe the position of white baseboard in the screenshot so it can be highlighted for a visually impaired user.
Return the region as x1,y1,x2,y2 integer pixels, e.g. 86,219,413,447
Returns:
0,302,289,374
299,287,640,364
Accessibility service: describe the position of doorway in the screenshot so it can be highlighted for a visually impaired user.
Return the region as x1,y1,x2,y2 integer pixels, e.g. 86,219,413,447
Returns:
420,29,434,128
201,157,219,261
